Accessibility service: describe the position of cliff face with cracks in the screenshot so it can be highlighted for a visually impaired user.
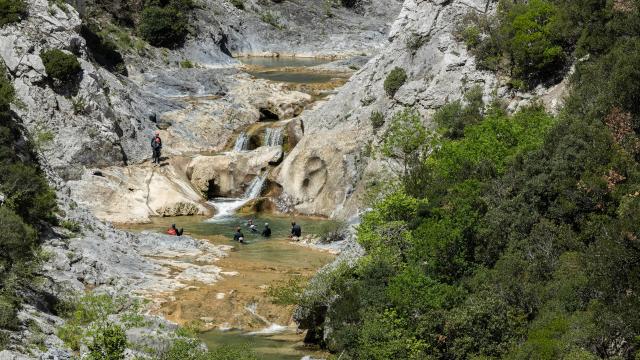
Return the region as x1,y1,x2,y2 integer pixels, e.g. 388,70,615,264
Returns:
276,0,568,218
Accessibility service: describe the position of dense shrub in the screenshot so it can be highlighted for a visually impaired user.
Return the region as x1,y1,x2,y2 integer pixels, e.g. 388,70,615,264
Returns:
230,0,244,10
87,323,127,360
138,2,191,48
40,49,82,82
340,0,360,8
433,85,484,139
0,67,57,337
370,111,384,130
383,67,407,97
0,0,27,27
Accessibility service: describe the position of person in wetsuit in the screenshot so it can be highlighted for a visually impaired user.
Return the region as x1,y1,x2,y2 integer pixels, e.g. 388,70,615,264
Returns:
233,227,245,243
167,224,183,236
262,223,272,238
290,222,302,240
151,131,162,166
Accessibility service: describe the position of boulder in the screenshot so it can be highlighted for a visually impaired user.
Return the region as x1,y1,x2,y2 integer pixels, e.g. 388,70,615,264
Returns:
187,146,282,198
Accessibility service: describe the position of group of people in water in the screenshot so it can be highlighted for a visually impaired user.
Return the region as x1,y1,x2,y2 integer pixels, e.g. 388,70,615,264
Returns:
155,131,302,244
233,219,301,244
166,218,302,245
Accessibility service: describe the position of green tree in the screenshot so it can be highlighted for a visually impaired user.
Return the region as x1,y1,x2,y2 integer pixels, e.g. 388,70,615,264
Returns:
40,49,82,82
381,108,430,176
138,5,190,48
0,0,27,27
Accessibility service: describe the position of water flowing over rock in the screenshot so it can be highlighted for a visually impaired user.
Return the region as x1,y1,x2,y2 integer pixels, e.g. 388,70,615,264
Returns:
234,132,251,152
188,146,282,199
264,127,284,147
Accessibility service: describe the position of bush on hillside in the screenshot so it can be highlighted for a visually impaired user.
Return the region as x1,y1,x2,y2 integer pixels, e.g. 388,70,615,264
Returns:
383,67,407,97
40,49,83,82
230,0,244,10
340,0,360,8
138,5,189,48
0,0,27,27
370,111,385,130
87,323,127,360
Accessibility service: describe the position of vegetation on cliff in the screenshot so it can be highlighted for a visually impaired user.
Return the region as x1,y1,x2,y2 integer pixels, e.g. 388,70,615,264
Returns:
0,66,58,347
293,1,640,359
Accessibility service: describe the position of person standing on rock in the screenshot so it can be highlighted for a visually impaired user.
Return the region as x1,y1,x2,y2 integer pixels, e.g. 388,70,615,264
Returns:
262,223,271,238
290,222,302,241
151,131,162,166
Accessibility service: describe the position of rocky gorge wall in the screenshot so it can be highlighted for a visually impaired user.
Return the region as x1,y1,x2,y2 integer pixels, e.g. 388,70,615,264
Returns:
276,0,568,219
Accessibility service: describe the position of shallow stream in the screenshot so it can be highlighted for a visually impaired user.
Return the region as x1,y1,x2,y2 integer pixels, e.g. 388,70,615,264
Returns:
125,56,351,359
125,214,337,359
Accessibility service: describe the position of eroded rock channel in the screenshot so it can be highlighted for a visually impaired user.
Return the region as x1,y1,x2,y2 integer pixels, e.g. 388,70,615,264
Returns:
110,58,353,359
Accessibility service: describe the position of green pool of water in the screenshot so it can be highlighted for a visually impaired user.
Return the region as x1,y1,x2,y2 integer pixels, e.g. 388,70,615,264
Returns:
200,330,325,360
237,56,333,68
236,56,341,84
124,214,337,359
127,214,338,267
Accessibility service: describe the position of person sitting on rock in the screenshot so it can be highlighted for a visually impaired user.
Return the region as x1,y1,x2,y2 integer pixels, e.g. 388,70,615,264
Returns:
262,223,272,238
233,227,245,243
151,131,162,166
167,224,183,236
290,221,302,241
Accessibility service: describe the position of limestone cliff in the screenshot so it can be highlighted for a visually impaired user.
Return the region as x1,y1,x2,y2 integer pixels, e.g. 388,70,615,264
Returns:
277,0,567,218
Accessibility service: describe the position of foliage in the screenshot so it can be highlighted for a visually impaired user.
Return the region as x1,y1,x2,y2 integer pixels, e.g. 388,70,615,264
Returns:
229,0,244,10
381,108,431,178
267,275,309,306
40,49,82,82
87,323,127,360
61,220,81,233
433,85,484,139
0,0,27,27
80,23,127,75
0,67,56,340
179,59,194,68
160,338,258,360
370,110,384,130
260,11,284,29
406,33,429,54
383,67,407,97
57,294,125,350
138,1,192,48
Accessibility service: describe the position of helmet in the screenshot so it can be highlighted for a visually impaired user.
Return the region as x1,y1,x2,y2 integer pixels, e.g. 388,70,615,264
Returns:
265,223,269,226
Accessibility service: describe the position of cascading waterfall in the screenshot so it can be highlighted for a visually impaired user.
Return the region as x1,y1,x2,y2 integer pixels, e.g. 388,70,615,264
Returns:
263,127,283,147
233,132,250,151
207,173,267,220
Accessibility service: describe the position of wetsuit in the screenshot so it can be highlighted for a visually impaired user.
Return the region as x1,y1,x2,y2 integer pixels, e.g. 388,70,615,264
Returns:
291,224,302,237
262,226,272,238
233,231,244,243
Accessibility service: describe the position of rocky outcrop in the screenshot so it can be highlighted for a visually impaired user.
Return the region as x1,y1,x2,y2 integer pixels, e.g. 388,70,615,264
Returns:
277,0,569,218
67,157,210,224
205,0,403,58
188,146,282,198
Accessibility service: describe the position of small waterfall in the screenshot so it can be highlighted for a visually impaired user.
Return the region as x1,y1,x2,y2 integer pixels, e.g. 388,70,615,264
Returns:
207,173,267,220
263,127,283,147
244,173,267,199
233,132,250,151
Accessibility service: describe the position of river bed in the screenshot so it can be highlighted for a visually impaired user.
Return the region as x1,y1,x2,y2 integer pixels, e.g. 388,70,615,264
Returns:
124,214,337,359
